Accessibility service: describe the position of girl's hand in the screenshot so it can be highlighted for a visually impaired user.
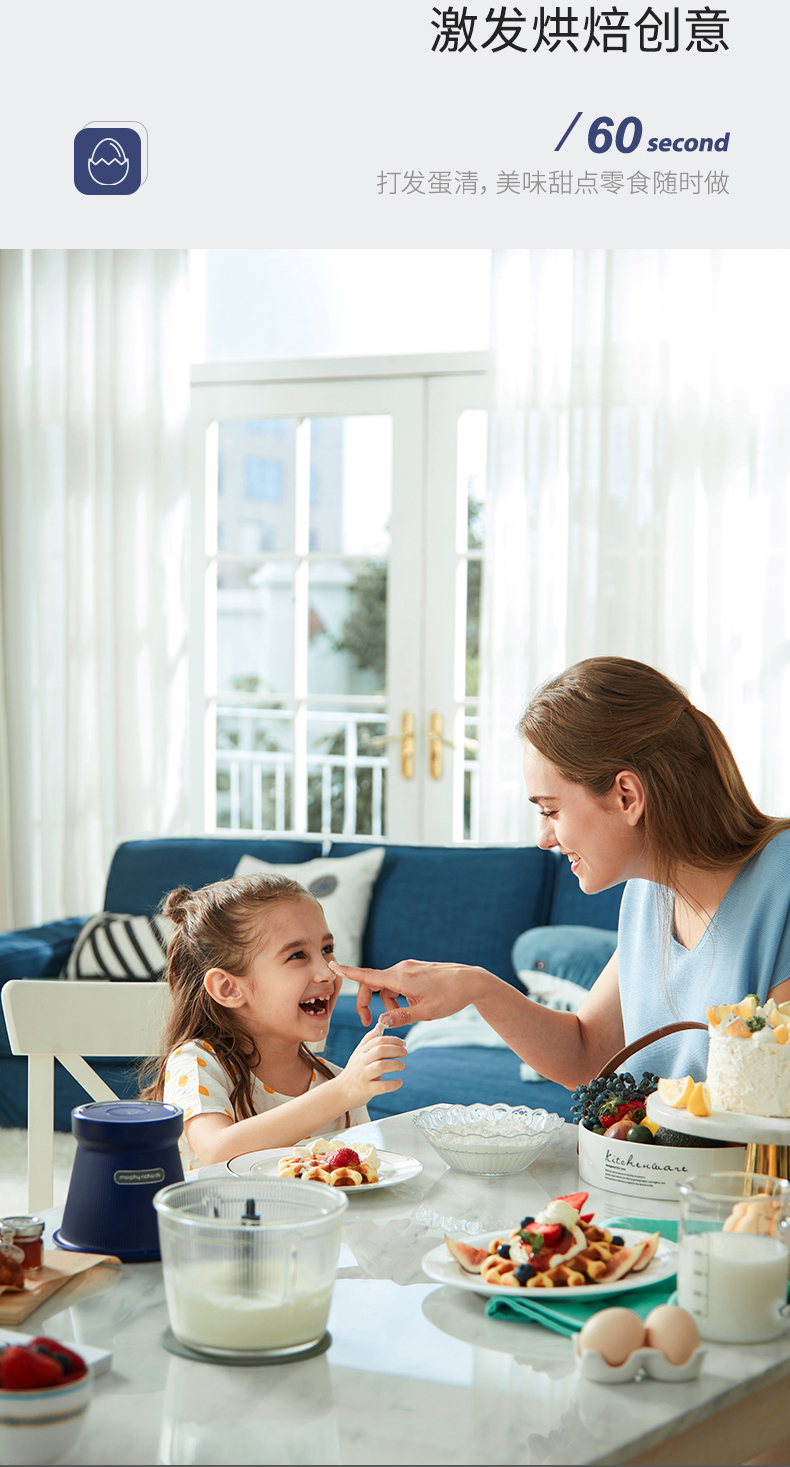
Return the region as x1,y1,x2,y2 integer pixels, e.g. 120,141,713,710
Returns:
337,1031,407,1108
328,958,488,1028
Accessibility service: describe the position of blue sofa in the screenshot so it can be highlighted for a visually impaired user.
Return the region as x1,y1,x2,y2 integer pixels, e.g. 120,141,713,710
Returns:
0,838,623,1131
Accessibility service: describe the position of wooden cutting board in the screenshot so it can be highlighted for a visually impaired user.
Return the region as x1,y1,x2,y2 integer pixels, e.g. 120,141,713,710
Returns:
0,1249,121,1326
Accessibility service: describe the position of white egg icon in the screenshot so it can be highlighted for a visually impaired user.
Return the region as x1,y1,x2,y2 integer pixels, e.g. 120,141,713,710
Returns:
88,138,129,187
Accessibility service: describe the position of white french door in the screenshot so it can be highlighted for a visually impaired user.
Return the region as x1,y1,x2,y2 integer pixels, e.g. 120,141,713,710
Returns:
189,355,488,844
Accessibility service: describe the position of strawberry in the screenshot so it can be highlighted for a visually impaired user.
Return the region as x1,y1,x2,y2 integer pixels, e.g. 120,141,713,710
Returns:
321,1147,360,1169
0,1345,63,1391
29,1338,86,1380
528,1222,563,1248
555,1192,588,1213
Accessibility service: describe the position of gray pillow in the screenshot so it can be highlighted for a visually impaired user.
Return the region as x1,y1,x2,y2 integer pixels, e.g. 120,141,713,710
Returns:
511,924,617,993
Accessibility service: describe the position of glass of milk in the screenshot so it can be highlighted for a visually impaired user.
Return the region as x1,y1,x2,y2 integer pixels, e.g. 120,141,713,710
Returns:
677,1172,790,1343
154,1177,348,1360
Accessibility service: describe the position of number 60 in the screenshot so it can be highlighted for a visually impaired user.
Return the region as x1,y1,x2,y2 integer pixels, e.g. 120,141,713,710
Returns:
588,116,643,154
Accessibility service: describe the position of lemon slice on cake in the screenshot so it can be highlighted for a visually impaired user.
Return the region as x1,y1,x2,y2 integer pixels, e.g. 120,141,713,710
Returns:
687,1081,711,1116
657,1075,695,1108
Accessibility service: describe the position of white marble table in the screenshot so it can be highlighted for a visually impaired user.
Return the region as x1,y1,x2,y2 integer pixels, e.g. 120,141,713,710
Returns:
30,1114,790,1466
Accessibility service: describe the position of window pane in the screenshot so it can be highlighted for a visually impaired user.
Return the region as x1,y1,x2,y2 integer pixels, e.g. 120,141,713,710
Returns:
458,410,486,701
306,712,387,837
309,416,392,555
218,419,298,554
216,712,293,831
308,560,387,697
463,716,479,843
217,562,295,700
458,409,487,552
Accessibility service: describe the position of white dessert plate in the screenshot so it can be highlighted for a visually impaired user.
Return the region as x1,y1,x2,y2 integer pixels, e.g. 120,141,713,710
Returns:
422,1228,677,1300
646,1092,790,1146
226,1147,423,1191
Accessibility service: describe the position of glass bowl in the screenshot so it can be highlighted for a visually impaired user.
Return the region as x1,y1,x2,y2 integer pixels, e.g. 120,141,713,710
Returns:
412,1102,564,1176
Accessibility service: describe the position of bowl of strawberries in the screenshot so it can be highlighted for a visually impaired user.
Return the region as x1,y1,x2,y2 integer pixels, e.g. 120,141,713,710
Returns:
0,1335,91,1465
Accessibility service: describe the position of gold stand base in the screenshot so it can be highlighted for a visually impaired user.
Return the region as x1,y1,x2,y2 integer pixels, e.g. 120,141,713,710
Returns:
745,1143,790,1180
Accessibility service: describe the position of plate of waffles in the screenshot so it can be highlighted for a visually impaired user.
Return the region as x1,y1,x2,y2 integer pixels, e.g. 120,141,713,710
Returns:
226,1146,423,1191
422,1218,677,1301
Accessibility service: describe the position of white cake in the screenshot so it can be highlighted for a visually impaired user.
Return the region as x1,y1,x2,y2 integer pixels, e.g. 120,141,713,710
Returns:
706,998,790,1117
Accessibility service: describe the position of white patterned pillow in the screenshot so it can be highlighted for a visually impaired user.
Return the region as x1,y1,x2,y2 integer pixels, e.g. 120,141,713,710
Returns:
233,847,385,978
64,912,175,980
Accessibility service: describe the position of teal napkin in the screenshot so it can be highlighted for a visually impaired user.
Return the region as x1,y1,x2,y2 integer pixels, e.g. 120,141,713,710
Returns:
485,1217,678,1338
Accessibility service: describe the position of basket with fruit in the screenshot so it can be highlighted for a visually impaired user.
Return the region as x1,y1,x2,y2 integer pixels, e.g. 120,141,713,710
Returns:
575,1022,746,1200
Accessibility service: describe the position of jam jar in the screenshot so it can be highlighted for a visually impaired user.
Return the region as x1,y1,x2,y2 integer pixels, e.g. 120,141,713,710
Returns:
1,1216,45,1271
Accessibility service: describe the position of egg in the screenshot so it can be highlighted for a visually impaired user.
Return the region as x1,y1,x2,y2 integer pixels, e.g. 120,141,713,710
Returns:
644,1304,700,1365
577,1307,646,1366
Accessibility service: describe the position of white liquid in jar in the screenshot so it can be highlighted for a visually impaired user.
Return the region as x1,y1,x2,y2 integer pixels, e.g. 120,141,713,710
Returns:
677,1230,788,1343
164,1262,333,1352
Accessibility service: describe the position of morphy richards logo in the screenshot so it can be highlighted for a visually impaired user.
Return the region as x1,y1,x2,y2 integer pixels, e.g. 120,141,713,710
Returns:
74,122,148,195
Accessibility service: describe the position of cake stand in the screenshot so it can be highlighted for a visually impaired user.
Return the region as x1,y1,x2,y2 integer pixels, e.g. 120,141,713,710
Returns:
646,1093,790,1181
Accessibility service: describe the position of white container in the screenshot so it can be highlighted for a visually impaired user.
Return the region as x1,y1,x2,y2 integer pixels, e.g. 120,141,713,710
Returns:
677,1173,790,1343
154,1177,348,1360
578,1123,747,1202
413,1103,564,1177
0,1372,92,1466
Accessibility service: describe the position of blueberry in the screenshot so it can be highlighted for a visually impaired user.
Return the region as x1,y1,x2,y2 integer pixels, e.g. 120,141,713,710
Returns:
514,1263,536,1284
520,1216,535,1227
610,1234,625,1247
497,1244,511,1259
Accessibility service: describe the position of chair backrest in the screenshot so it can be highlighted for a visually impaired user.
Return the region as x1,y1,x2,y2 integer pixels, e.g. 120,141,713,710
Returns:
2,979,172,1213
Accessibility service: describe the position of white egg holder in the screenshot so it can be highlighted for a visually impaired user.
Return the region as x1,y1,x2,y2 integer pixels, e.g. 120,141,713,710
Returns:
573,1338,707,1383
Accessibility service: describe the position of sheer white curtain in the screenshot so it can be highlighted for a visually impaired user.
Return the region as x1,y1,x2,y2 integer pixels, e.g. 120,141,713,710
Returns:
479,249,790,843
0,250,192,927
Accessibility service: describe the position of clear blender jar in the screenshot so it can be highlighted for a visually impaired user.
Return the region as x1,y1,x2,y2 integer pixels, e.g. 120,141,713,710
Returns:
154,1178,348,1360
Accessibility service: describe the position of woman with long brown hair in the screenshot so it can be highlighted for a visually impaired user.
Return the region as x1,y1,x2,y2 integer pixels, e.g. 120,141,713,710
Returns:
331,658,790,1085
140,873,406,1172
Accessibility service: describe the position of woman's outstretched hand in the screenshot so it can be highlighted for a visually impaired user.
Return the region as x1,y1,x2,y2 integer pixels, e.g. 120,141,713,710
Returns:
328,958,488,1028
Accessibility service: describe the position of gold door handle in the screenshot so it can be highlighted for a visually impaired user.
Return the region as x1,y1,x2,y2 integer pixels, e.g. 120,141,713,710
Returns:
426,712,455,780
369,712,415,779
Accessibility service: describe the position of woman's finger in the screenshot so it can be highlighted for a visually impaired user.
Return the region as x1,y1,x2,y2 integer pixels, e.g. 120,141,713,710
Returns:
328,960,387,990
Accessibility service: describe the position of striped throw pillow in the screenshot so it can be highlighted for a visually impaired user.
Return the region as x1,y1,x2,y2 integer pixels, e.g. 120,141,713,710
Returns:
64,912,175,981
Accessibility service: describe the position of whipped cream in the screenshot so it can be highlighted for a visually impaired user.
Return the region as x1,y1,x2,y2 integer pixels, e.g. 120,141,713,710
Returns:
291,1136,380,1168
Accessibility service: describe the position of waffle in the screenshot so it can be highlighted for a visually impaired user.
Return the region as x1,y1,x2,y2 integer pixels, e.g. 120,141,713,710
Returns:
277,1150,379,1186
478,1220,644,1290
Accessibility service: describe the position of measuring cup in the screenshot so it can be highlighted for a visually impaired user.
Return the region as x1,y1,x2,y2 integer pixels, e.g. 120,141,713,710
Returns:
677,1172,790,1343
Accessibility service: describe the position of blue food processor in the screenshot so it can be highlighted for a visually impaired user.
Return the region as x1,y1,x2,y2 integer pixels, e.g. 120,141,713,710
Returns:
54,1101,184,1261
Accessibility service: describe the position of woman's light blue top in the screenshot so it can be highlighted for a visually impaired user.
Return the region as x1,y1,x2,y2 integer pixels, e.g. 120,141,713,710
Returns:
617,830,790,1080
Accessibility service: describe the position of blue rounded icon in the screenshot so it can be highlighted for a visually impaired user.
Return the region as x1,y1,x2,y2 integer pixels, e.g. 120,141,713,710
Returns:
88,137,130,187
74,127,142,196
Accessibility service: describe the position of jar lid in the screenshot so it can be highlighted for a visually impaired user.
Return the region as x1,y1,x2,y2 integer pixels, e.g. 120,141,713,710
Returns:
1,1216,45,1238
71,1100,183,1148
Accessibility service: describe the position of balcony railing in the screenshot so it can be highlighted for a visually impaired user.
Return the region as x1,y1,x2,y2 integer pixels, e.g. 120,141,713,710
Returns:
215,705,480,841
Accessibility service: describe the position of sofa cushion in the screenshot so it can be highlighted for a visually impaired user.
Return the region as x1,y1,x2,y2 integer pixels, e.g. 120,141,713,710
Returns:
511,924,618,993
64,913,174,980
104,838,324,916
330,841,556,988
547,855,624,930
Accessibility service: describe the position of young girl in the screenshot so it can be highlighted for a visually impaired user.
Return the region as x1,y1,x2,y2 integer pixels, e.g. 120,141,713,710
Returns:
331,657,790,1087
140,873,407,1172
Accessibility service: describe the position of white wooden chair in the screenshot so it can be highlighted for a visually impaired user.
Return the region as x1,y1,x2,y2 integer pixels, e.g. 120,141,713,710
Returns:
2,979,172,1213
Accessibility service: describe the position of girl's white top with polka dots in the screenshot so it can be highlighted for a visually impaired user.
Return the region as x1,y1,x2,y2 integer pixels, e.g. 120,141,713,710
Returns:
163,1039,370,1173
